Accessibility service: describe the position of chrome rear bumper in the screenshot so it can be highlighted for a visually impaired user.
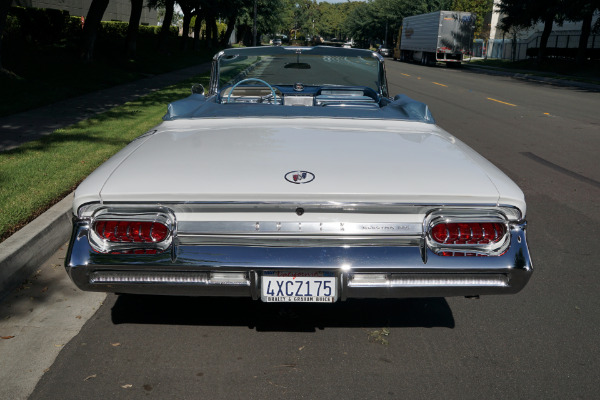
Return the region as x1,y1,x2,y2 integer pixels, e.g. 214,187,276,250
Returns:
65,221,532,299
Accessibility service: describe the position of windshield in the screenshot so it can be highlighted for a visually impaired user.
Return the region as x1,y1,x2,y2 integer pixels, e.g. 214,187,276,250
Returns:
215,47,382,92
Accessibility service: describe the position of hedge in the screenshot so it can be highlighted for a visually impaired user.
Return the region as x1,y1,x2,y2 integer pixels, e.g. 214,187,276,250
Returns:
3,6,174,46
99,20,177,41
4,7,78,45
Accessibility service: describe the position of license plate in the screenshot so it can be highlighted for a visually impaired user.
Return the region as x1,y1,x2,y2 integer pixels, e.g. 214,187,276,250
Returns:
261,271,337,303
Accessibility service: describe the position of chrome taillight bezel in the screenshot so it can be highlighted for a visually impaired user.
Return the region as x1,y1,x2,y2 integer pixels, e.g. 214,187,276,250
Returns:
425,210,511,256
87,207,176,254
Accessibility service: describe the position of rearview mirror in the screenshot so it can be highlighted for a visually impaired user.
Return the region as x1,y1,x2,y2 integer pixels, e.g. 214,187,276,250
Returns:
191,84,205,95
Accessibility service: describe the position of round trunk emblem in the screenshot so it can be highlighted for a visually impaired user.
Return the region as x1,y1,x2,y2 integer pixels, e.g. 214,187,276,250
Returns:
285,171,315,184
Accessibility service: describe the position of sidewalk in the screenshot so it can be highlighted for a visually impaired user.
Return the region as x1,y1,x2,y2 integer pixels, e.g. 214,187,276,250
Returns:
0,62,211,152
0,62,211,299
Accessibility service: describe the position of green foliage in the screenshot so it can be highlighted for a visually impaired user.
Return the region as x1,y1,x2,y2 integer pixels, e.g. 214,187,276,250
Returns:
4,6,74,45
1,26,212,117
497,0,562,31
318,1,362,39
100,20,174,41
450,0,493,39
3,6,173,50
189,17,228,40
343,0,441,46
235,0,286,44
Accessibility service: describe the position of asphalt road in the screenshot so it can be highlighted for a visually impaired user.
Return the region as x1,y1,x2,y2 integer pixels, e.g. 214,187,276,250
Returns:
27,60,600,399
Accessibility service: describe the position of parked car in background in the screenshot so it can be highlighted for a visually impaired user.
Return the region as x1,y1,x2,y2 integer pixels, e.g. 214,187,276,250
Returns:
65,46,532,303
378,46,391,57
272,38,282,46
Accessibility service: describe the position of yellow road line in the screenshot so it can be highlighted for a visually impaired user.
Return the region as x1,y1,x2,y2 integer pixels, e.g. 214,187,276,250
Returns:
487,97,517,107
401,73,411,77
432,82,448,87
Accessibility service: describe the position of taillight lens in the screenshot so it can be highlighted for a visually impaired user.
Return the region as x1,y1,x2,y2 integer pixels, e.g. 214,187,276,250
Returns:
94,220,170,243
431,222,505,245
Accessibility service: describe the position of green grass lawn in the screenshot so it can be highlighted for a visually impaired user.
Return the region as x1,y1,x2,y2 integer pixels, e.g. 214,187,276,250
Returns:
0,74,210,242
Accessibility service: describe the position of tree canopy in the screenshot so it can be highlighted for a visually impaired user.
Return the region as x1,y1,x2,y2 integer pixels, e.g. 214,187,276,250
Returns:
498,0,600,62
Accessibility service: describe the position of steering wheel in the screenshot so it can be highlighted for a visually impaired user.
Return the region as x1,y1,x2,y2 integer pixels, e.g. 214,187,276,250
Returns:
226,78,278,104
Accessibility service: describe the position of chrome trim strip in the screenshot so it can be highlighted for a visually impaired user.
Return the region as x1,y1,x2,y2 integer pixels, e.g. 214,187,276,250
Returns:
176,235,422,247
78,202,523,222
90,271,250,286
177,221,423,235
348,273,509,288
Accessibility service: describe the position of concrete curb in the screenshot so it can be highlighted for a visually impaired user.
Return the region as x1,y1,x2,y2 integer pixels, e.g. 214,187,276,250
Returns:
0,193,73,301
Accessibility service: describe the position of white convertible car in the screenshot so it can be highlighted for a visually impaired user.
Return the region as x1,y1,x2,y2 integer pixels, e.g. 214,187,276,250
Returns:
65,46,532,302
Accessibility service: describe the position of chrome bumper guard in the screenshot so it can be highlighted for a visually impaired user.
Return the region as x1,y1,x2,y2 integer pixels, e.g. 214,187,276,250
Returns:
65,221,532,299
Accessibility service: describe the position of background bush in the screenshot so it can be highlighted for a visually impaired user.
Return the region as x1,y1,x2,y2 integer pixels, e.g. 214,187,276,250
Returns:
5,7,76,45
0,7,212,117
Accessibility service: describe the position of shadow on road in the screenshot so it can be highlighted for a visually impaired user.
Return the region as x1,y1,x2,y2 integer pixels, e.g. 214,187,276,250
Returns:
110,295,455,331
460,65,600,93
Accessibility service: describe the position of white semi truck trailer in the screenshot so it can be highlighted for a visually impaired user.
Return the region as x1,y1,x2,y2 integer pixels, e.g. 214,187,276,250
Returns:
393,11,476,66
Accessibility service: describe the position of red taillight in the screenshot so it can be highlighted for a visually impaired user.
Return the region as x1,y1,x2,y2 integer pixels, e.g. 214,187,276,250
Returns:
430,222,505,245
94,220,170,243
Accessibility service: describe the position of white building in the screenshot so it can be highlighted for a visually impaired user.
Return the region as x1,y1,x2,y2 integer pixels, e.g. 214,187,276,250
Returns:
486,0,599,59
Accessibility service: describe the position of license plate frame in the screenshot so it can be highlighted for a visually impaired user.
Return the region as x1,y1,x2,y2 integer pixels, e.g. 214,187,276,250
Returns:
261,271,337,303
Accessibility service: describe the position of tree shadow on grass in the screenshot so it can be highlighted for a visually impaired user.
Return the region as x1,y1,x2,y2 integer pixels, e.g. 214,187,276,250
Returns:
0,75,210,155
111,294,455,332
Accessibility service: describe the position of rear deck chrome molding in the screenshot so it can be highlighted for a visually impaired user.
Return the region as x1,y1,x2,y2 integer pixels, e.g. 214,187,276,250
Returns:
77,202,523,222
176,235,422,247
177,221,423,235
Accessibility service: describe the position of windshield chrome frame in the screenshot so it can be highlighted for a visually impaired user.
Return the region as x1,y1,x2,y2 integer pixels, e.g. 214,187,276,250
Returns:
208,46,389,98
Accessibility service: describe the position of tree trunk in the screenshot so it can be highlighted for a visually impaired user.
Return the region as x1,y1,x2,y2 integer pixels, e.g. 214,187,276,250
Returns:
159,0,175,53
0,0,12,70
511,32,517,62
220,12,237,48
181,13,191,50
126,0,143,59
205,13,214,48
537,14,554,62
193,10,203,50
576,12,593,66
210,16,218,48
81,0,110,62
180,5,194,50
